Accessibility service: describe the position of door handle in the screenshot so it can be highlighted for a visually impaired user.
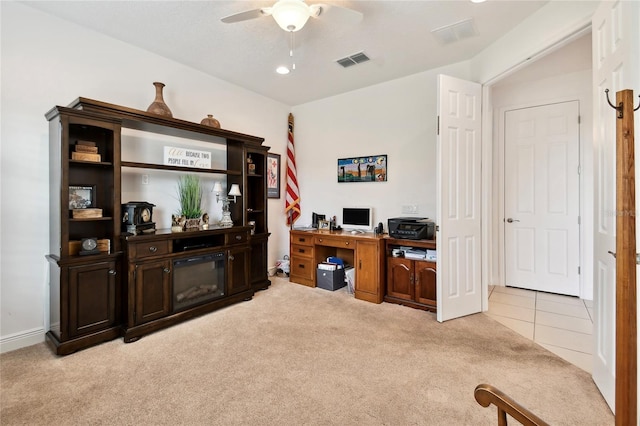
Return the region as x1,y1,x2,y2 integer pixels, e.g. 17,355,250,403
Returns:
506,218,520,223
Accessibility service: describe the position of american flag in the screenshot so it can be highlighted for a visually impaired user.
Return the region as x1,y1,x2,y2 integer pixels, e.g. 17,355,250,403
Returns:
285,113,301,226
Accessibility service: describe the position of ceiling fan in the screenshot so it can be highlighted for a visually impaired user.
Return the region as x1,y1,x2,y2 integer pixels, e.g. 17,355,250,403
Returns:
221,0,363,32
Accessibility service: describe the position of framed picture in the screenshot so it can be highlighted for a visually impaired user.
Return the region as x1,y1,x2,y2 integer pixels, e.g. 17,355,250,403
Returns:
338,154,387,183
69,185,95,209
267,153,281,199
318,219,331,230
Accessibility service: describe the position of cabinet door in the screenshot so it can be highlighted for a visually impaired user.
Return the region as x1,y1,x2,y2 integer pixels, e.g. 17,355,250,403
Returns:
249,236,269,289
68,261,118,338
228,246,250,295
415,261,437,307
134,260,171,324
355,240,380,299
386,257,414,301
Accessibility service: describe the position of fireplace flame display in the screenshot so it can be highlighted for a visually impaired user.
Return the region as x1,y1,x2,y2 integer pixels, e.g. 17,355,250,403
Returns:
176,284,219,302
173,253,225,312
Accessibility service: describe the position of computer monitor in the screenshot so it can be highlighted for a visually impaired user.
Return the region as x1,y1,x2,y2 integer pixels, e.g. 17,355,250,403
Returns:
342,207,372,232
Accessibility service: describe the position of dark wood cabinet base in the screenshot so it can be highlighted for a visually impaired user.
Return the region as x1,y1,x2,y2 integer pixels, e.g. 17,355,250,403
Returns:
122,288,255,343
383,296,437,313
45,327,121,356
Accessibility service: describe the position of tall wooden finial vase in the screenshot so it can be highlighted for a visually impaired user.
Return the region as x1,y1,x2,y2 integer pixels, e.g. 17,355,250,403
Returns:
146,82,173,117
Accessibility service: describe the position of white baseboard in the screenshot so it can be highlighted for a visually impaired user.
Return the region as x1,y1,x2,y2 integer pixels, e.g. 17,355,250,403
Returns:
0,327,45,354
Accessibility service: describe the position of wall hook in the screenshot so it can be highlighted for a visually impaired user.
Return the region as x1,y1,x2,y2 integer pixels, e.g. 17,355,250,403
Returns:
605,89,640,119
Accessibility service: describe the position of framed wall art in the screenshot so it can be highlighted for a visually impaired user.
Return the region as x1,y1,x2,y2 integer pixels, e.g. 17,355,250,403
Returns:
267,153,281,198
69,185,95,209
337,155,387,183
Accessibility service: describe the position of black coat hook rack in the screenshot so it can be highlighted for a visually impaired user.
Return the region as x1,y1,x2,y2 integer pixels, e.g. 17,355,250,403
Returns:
605,88,640,119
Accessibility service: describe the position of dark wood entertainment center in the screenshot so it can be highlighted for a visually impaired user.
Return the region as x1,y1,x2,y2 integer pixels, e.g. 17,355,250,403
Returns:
45,98,270,355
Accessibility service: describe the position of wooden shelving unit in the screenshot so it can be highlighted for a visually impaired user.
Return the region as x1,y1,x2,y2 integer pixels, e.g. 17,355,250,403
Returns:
45,97,270,355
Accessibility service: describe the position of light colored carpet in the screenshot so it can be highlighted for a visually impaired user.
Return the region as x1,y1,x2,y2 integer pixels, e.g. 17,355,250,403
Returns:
1,277,613,425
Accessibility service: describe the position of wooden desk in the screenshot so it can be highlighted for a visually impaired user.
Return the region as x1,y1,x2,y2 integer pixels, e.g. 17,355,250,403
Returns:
289,229,385,303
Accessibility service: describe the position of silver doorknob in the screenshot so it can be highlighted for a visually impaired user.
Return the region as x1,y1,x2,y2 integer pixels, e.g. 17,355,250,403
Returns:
506,218,520,223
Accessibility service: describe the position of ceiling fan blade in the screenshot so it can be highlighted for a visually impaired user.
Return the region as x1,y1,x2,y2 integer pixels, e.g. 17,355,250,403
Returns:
309,3,363,26
221,7,272,24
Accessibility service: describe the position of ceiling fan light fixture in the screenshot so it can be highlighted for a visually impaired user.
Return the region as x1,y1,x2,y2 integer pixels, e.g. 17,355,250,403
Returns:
271,0,311,32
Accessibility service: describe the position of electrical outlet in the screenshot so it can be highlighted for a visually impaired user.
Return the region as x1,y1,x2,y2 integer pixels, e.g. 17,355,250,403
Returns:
142,174,149,185
401,204,419,214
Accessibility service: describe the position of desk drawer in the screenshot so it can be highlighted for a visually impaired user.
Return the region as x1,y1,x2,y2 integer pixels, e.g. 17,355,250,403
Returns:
314,235,355,249
290,256,314,280
291,244,313,259
130,240,170,260
291,233,314,246
226,231,249,245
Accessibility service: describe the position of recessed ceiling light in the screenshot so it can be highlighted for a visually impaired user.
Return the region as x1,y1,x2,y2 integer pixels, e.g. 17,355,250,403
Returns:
470,0,486,3
276,66,290,75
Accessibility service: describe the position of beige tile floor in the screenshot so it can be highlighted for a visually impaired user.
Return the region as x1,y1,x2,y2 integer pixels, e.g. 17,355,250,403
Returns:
487,285,593,373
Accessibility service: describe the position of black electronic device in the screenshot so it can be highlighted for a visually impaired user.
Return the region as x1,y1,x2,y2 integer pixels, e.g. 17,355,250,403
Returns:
375,222,384,235
312,212,325,228
122,201,156,235
342,207,372,232
388,217,435,240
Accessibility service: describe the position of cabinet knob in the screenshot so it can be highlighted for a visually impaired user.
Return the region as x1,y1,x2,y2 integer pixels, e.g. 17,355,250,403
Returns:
345,242,349,246
108,269,117,275
236,235,242,240
149,246,158,253
163,268,170,274
229,255,235,261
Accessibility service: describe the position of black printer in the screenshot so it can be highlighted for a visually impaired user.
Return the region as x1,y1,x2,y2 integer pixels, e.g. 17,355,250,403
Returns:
388,217,435,240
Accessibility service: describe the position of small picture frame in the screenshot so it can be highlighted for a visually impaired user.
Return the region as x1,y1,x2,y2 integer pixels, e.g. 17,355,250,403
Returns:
318,219,331,230
69,185,95,209
267,153,281,199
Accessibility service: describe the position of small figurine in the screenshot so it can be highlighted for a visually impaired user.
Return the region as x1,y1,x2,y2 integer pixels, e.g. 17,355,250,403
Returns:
171,214,187,232
202,213,209,229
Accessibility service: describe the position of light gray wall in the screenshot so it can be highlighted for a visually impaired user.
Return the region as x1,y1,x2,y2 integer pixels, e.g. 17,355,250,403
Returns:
290,61,471,231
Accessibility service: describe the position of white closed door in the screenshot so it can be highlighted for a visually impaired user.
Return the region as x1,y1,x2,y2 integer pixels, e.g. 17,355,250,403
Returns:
504,101,580,296
591,0,639,413
436,74,482,322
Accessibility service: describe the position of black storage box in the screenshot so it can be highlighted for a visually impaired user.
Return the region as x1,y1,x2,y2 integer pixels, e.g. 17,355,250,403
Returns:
316,268,346,291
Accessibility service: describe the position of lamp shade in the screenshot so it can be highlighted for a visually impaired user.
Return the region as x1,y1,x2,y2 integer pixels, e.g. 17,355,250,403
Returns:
213,182,223,193
271,0,311,32
228,184,242,197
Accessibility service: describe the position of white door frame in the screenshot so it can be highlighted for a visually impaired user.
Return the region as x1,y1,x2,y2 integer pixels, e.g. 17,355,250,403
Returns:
480,25,593,301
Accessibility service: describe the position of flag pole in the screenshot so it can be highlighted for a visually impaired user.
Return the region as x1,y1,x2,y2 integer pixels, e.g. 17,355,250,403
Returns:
285,113,301,227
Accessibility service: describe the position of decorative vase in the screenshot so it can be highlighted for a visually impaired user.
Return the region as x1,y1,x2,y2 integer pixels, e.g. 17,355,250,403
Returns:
183,217,200,230
200,114,220,128
147,82,173,117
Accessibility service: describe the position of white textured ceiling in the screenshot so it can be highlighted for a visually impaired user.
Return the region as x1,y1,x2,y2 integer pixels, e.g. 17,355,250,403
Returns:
22,0,549,106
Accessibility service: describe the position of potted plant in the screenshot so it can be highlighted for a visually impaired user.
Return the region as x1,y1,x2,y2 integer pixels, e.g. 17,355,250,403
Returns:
176,174,203,230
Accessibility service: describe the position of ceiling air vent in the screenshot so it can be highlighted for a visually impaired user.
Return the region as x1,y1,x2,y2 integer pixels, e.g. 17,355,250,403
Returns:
431,18,478,44
336,51,370,68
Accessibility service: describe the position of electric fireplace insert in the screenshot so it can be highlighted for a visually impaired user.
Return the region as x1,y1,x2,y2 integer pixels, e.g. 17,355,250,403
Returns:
172,252,225,312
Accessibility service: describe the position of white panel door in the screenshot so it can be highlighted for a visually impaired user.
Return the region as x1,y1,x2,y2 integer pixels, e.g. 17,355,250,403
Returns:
436,74,482,322
504,102,580,296
591,0,640,413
